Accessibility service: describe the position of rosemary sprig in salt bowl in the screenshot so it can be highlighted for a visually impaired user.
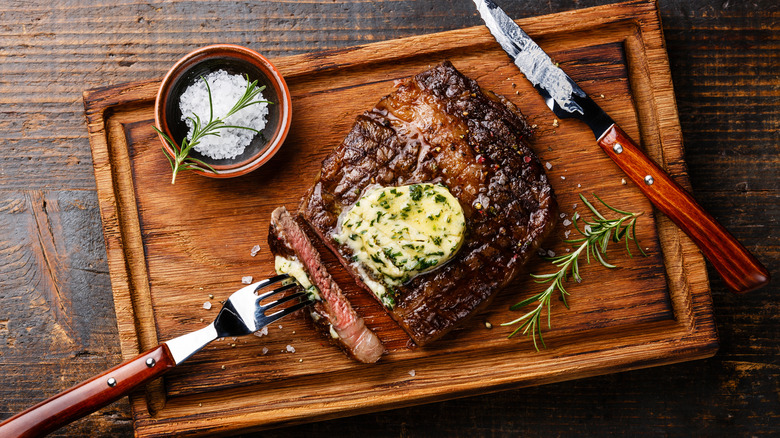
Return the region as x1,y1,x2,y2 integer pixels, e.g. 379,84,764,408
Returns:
504,193,646,350
154,74,271,184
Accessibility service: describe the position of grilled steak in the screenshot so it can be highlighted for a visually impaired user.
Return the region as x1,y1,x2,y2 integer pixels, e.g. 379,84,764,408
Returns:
300,60,557,346
269,206,385,363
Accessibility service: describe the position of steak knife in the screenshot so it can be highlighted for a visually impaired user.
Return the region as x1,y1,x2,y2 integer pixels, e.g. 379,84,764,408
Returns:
473,0,769,293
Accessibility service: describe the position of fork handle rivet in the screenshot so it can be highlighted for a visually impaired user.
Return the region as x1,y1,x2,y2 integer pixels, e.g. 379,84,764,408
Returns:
613,143,623,154
145,357,156,368
644,175,654,185
107,377,117,387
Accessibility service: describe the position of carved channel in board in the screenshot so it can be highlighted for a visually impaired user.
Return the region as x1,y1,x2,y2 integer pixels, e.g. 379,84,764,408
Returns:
105,107,170,414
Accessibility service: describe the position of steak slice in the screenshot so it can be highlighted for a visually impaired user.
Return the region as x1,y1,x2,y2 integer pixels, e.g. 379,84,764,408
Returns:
300,60,557,346
268,206,385,363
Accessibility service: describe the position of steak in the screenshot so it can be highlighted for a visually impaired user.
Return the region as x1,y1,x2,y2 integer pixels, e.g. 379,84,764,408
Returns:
268,206,385,363
300,60,557,346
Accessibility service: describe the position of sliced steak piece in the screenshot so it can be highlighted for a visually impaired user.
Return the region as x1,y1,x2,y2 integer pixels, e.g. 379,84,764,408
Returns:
268,206,385,363
300,60,557,346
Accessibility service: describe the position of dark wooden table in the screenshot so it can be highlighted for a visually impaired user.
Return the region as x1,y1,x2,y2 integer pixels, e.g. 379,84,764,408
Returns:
0,1,777,436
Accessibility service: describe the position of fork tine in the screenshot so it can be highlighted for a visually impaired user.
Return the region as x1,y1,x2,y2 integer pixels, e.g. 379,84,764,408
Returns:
253,273,291,293
263,299,314,324
256,282,299,301
260,291,308,312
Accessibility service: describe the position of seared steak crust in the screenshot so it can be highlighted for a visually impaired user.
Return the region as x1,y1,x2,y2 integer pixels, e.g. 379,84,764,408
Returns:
300,61,557,345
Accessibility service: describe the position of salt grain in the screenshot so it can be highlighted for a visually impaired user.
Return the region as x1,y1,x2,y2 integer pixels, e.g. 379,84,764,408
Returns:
547,250,556,257
545,162,552,170
262,347,269,355
179,70,269,160
253,326,269,337
286,345,295,353
409,370,416,377
241,276,253,284
560,213,567,218
561,176,566,180
563,219,572,226
250,245,261,257
202,301,212,310
621,178,627,185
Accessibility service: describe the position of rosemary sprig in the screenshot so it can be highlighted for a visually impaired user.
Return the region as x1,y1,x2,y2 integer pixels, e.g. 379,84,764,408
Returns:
154,75,271,184
503,193,646,350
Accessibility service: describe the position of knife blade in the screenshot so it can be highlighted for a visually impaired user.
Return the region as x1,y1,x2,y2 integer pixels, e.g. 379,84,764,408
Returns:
473,0,769,293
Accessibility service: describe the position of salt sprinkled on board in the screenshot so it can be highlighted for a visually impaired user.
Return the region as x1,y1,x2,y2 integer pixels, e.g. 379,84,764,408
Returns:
545,162,552,170
408,370,416,377
250,245,261,257
286,345,296,353
261,347,269,355
202,301,212,310
179,70,269,160
253,326,269,337
562,219,572,226
241,276,253,284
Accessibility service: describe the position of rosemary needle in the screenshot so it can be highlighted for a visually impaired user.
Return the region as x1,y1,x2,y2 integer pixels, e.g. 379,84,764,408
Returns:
503,193,646,350
154,74,271,184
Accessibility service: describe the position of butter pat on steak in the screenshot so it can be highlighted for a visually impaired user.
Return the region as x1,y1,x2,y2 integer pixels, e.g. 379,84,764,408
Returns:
300,61,557,346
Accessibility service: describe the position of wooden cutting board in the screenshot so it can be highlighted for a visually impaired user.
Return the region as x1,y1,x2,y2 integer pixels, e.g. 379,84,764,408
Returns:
83,1,717,436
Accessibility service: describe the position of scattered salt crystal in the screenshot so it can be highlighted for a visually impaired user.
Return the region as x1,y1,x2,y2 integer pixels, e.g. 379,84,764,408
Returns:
577,184,582,188
408,370,416,377
262,347,269,355
202,301,212,310
253,326,269,337
286,345,296,353
572,203,578,209
231,337,237,341
179,70,269,160
250,245,261,257
564,230,571,238
584,225,592,234
278,325,283,330
552,118,559,127
560,213,566,218
561,176,566,180
621,178,627,185
545,162,552,170
241,276,253,284
485,321,493,329
566,248,571,252
563,219,572,226
221,365,226,370
547,250,556,257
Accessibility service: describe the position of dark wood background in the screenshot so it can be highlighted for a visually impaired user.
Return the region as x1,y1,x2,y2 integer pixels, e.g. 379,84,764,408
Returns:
0,0,776,436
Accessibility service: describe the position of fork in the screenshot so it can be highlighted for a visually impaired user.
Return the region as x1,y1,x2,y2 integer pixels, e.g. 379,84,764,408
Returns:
0,274,312,438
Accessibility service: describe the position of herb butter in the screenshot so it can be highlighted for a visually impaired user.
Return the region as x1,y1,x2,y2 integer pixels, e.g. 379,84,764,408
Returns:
334,183,466,307
274,255,321,301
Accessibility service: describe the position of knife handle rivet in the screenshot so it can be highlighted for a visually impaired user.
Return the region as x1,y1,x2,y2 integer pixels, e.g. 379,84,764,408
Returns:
107,377,117,387
145,357,156,368
613,143,623,154
644,175,655,185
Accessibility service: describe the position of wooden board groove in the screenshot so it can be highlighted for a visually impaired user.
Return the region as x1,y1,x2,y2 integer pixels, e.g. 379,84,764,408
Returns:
83,1,717,436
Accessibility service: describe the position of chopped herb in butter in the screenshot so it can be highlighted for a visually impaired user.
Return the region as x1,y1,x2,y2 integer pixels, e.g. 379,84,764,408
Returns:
274,255,321,301
334,183,466,307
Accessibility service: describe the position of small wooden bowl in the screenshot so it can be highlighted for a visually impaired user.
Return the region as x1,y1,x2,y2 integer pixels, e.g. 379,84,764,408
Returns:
154,44,292,178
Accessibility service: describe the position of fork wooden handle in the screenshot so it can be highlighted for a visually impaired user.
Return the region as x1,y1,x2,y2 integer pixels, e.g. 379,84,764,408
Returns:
0,344,175,438
598,124,770,293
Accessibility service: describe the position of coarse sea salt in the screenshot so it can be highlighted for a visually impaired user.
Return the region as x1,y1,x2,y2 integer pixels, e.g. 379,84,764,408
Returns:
179,69,269,160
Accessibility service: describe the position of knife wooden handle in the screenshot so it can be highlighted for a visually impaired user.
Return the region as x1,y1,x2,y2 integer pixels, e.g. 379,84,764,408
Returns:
0,344,175,438
598,124,769,293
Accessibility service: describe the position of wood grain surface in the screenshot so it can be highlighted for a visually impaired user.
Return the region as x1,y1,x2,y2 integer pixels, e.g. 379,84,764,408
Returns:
0,0,777,437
